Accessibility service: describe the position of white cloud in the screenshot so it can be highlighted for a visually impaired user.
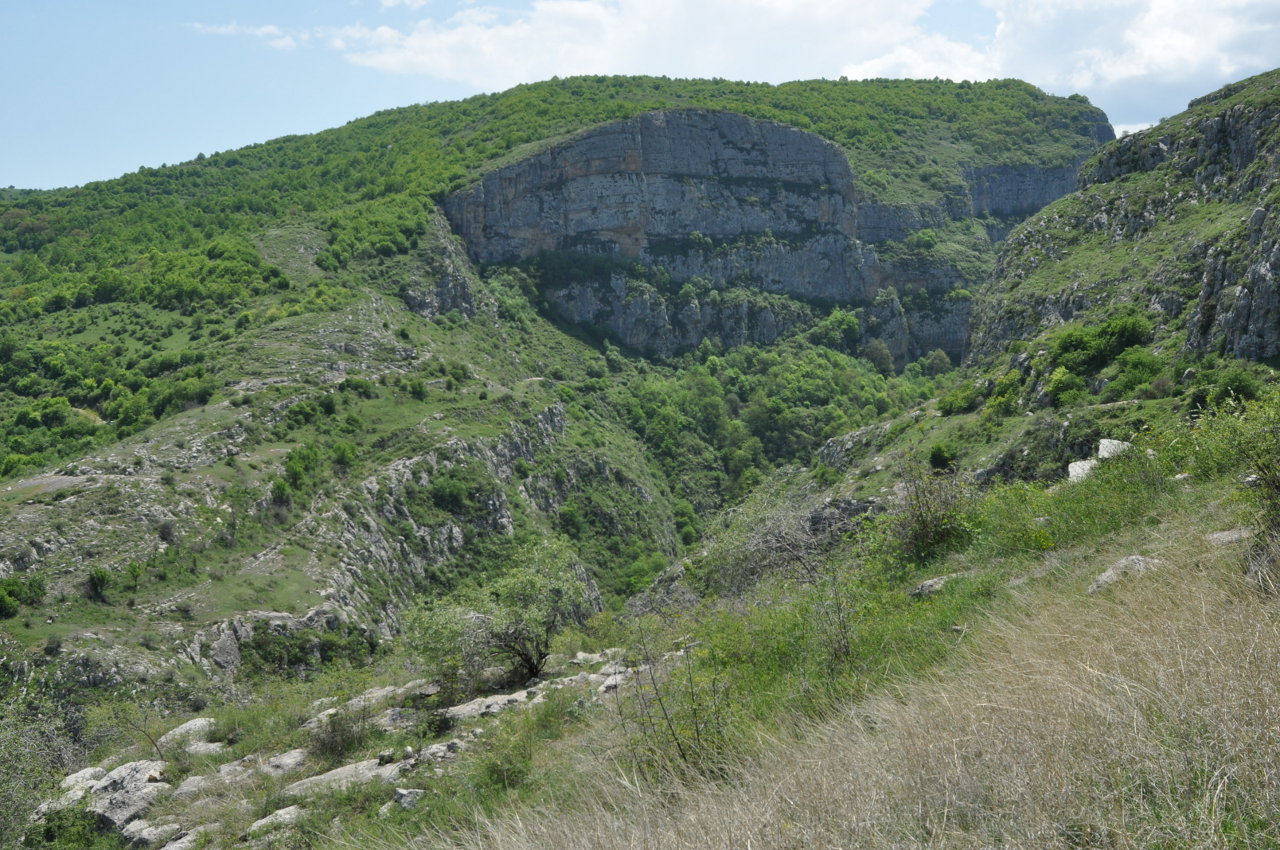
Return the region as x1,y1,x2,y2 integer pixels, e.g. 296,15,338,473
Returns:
981,0,1279,90
191,0,1280,125
191,22,301,50
323,0,936,89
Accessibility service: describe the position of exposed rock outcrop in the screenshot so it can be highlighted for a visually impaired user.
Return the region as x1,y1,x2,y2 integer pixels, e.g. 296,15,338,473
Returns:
445,109,1100,358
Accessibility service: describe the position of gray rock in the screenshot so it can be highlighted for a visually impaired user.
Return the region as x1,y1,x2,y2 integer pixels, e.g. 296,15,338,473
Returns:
85,760,171,829
248,805,304,834
157,718,216,748
184,741,225,756
1068,459,1099,482
443,109,1045,361
1097,439,1133,459
1088,555,1163,593
598,673,629,694
910,573,965,598
172,774,216,799
302,707,339,731
215,760,255,786
282,759,404,797
392,788,427,810
260,748,309,777
444,688,534,721
157,824,220,850
374,707,415,733
61,766,107,791
121,818,182,847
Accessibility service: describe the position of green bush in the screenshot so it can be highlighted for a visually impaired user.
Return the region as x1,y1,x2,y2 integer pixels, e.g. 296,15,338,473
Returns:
86,567,112,602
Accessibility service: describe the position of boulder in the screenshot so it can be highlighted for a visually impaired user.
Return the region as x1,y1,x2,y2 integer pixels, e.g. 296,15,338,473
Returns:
121,818,182,847
157,824,220,850
85,760,171,829
599,672,630,694
260,748,309,777
1068,458,1099,482
172,774,215,799
392,788,427,810
282,759,404,797
61,766,107,791
1097,439,1133,459
248,805,304,835
157,718,216,749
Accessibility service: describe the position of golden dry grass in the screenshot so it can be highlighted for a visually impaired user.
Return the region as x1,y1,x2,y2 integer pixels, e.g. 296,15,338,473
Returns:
418,541,1280,849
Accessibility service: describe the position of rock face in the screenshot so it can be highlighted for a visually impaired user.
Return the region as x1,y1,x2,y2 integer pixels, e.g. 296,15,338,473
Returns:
445,109,1097,359
446,110,859,272
542,274,814,359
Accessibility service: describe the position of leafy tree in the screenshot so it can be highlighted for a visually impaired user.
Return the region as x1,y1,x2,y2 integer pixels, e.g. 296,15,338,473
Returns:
418,539,596,685
862,338,895,376
86,567,112,602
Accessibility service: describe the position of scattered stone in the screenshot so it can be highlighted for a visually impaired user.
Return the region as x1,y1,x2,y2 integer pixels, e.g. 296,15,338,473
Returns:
598,660,628,676
1207,528,1251,546
157,824,220,850
85,760,171,830
157,718,216,749
598,673,629,694
121,818,182,847
172,775,215,800
282,759,404,797
61,766,107,791
392,788,427,810
185,741,225,757
374,707,416,733
1098,439,1133,459
1088,555,1163,593
1173,472,1192,482
260,748,309,777
1068,458,1099,482
248,805,304,834
910,573,965,598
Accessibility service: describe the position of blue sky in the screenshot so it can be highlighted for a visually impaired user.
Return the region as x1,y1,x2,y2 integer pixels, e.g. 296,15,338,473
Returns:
4,0,1279,190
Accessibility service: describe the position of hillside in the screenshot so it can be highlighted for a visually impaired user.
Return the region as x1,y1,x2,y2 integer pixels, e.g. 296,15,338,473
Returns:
4,68,1280,849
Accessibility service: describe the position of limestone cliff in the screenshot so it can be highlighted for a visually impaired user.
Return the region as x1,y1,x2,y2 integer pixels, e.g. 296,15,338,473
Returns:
445,109,1102,360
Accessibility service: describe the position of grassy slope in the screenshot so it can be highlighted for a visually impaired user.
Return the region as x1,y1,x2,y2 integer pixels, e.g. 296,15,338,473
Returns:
321,391,1279,850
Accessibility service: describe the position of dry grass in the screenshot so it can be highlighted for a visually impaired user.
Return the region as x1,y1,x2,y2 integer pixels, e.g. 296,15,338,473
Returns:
414,543,1280,849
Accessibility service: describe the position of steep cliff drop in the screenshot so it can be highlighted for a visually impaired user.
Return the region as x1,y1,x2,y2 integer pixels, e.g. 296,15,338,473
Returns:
444,109,1101,361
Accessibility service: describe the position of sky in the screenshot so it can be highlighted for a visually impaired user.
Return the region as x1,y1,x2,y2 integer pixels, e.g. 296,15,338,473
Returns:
3,0,1279,190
